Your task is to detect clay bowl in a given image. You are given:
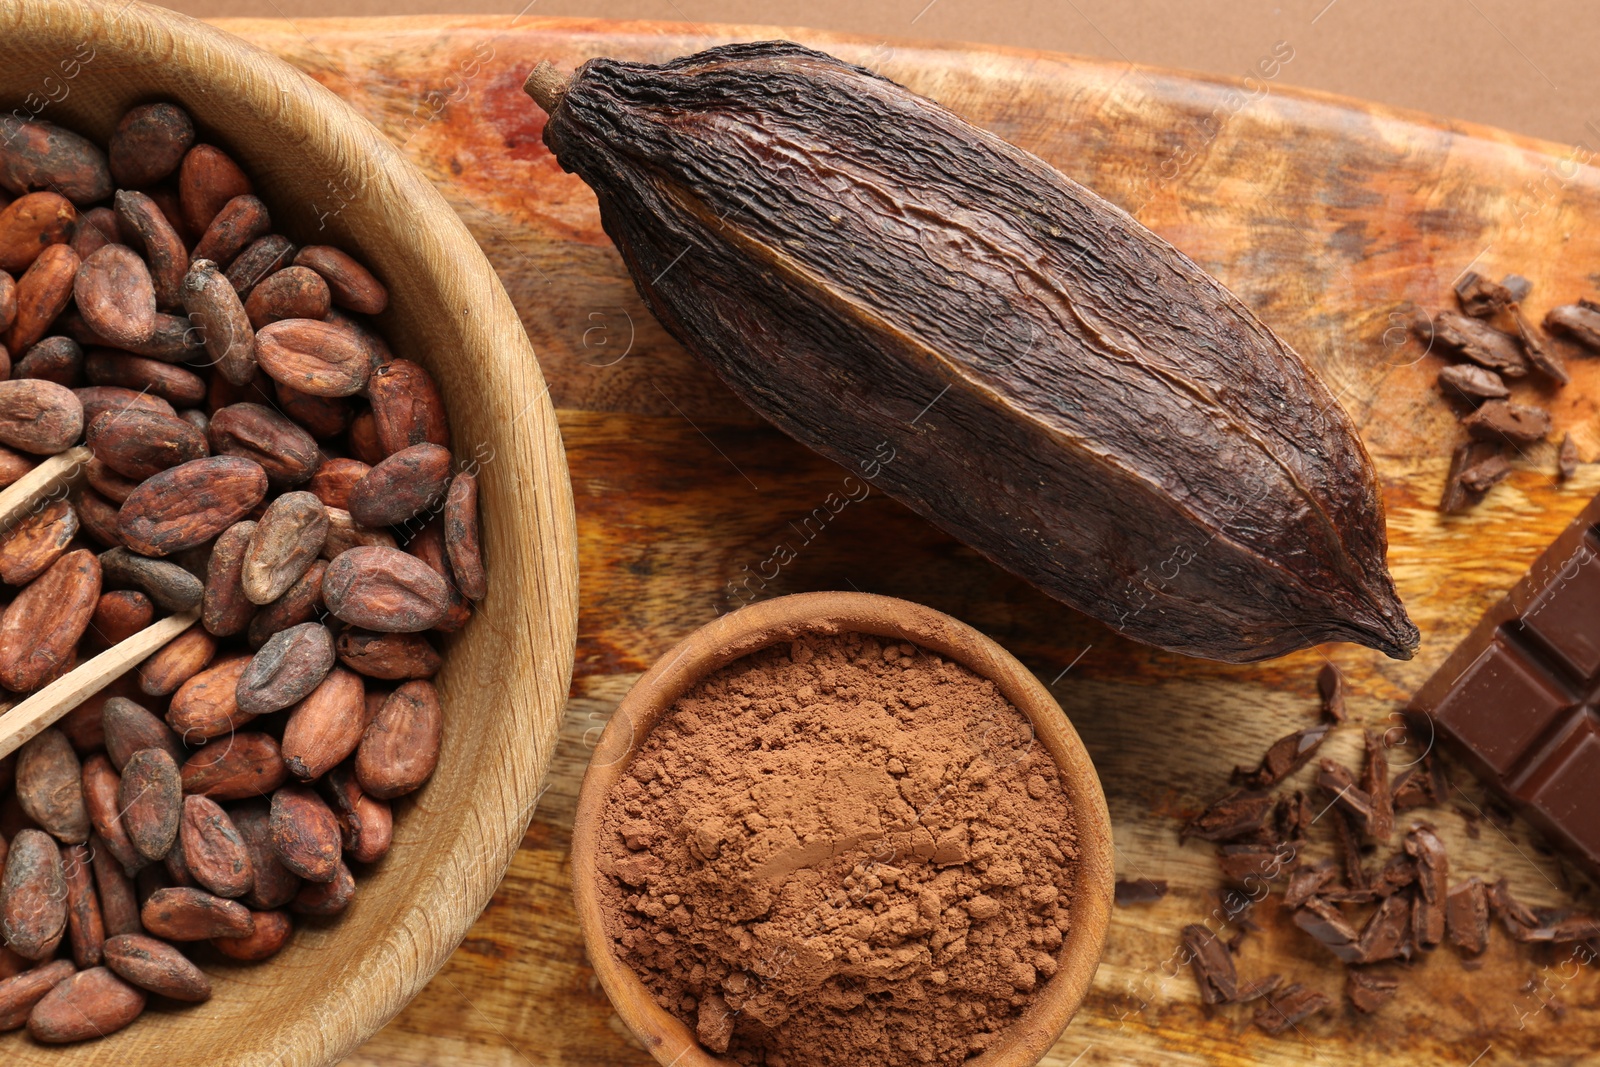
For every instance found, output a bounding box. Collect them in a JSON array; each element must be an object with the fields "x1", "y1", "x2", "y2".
[
  {"x1": 0, "y1": 1, "x2": 578, "y2": 1063},
  {"x1": 573, "y1": 591, "x2": 1113, "y2": 1067}
]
